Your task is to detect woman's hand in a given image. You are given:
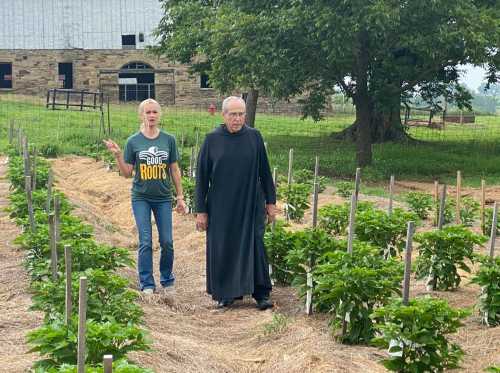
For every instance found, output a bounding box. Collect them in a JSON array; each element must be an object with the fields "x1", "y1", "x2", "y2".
[
  {"x1": 175, "y1": 198, "x2": 188, "y2": 214},
  {"x1": 103, "y1": 139, "x2": 121, "y2": 155}
]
